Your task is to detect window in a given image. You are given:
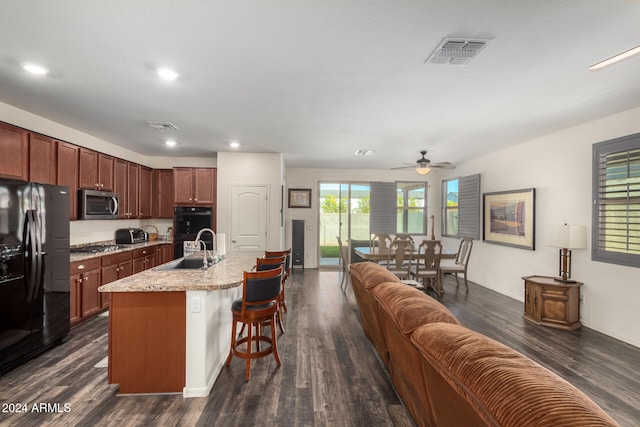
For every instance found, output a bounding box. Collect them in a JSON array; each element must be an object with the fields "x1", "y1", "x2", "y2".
[
  {"x1": 592, "y1": 133, "x2": 640, "y2": 267},
  {"x1": 442, "y1": 174, "x2": 481, "y2": 239},
  {"x1": 370, "y1": 181, "x2": 427, "y2": 235},
  {"x1": 397, "y1": 182, "x2": 427, "y2": 234}
]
